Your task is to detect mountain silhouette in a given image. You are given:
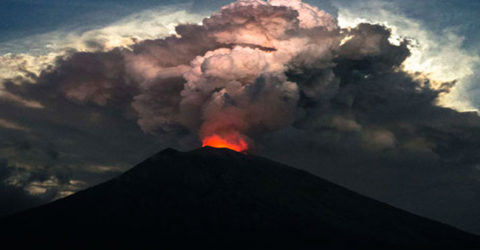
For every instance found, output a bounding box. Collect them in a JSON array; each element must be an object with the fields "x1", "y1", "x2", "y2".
[{"x1": 0, "y1": 147, "x2": 478, "y2": 249}]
